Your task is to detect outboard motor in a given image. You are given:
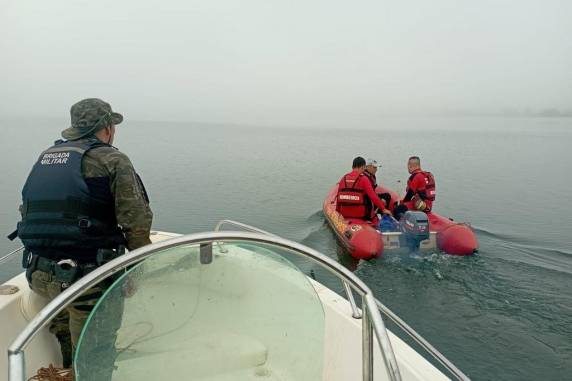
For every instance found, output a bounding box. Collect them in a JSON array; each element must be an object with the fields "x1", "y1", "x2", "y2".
[{"x1": 400, "y1": 211, "x2": 430, "y2": 251}]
